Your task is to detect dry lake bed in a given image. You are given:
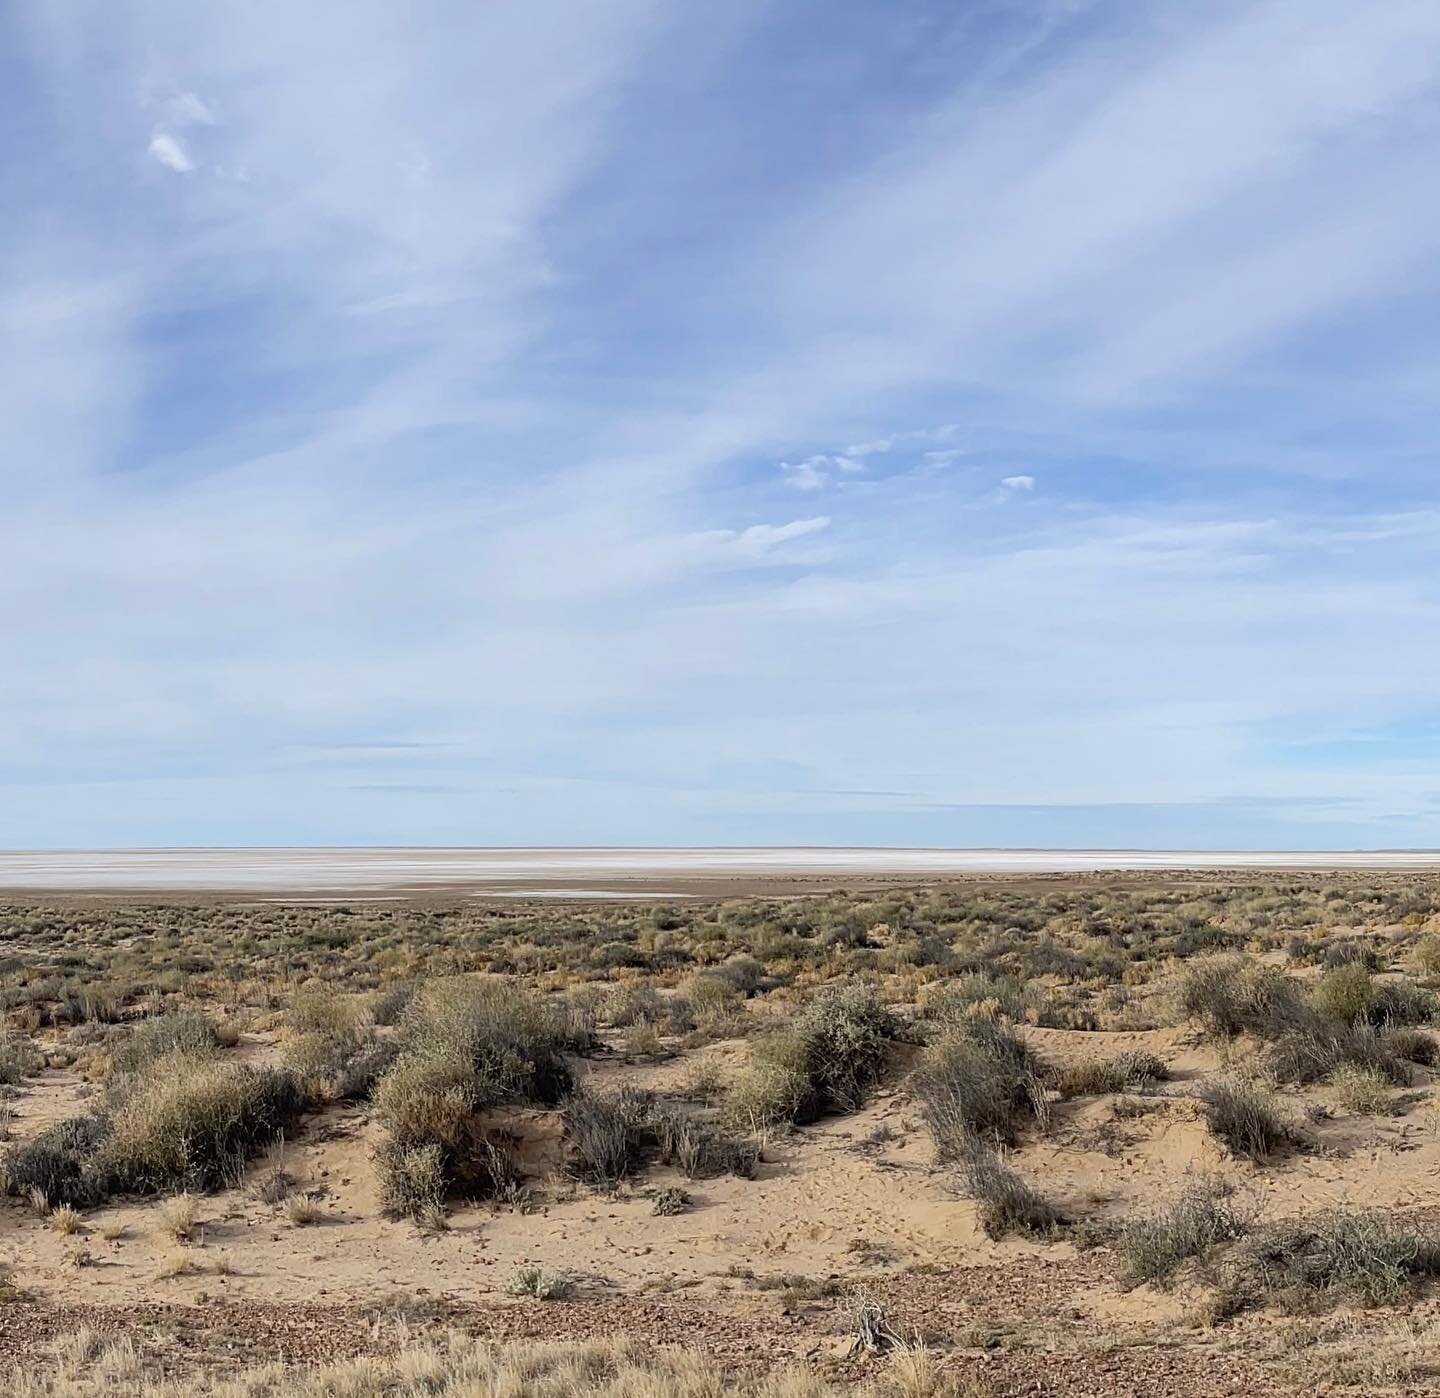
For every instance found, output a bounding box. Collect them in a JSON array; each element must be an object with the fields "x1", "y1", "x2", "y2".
[{"x1": 1, "y1": 845, "x2": 1440, "y2": 897}]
